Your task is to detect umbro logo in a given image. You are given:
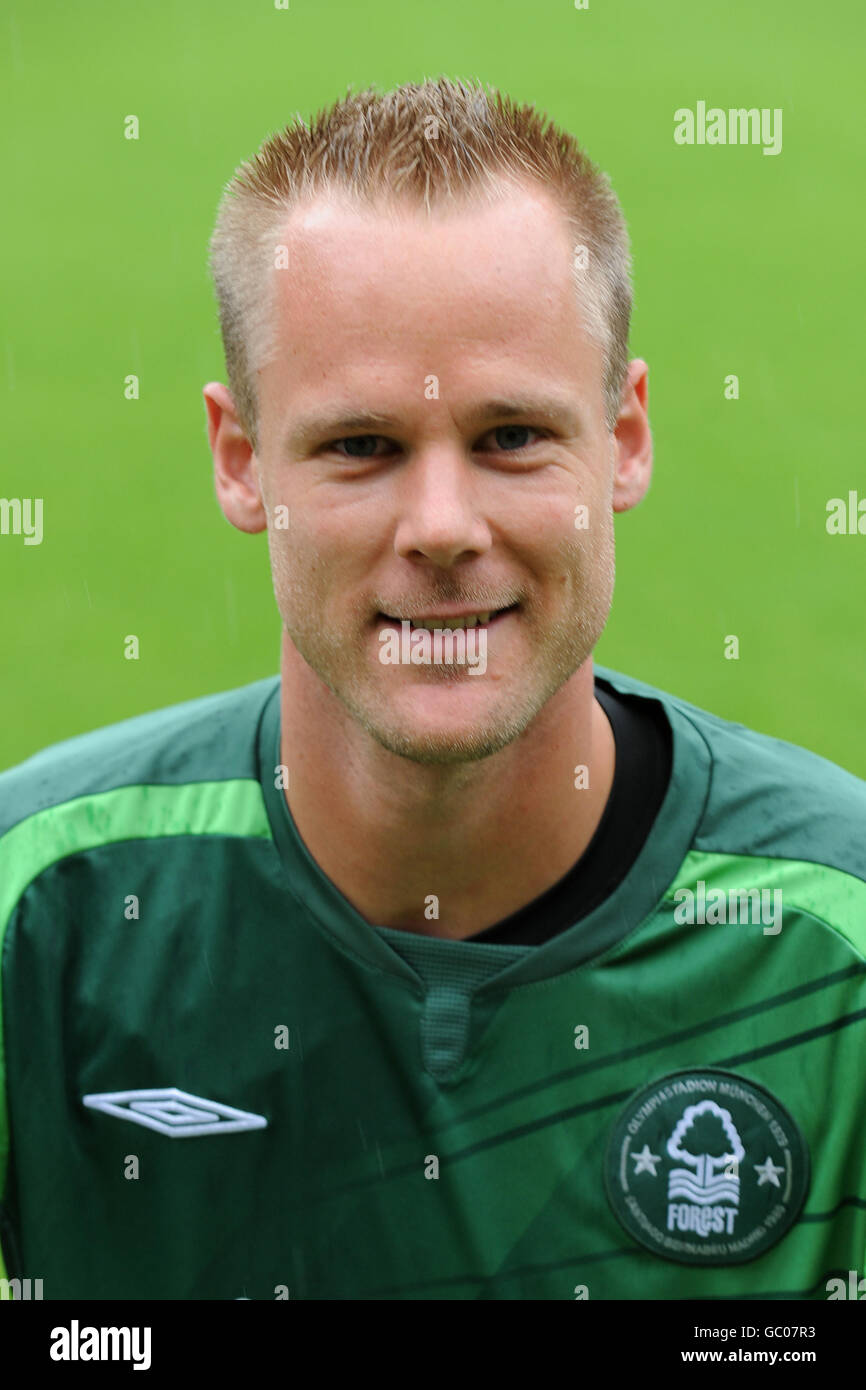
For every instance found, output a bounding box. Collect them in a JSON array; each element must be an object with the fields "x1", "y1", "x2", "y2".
[{"x1": 82, "y1": 1087, "x2": 268, "y2": 1137}]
